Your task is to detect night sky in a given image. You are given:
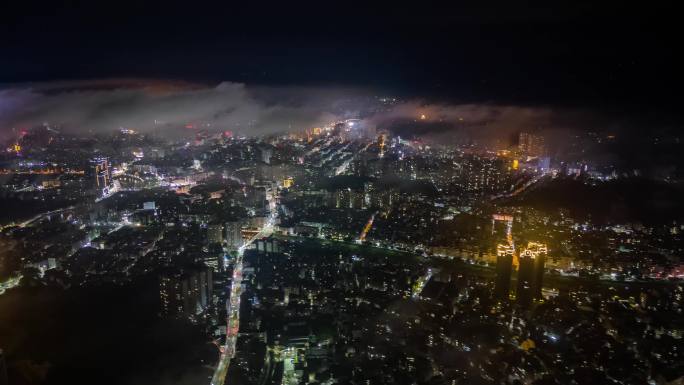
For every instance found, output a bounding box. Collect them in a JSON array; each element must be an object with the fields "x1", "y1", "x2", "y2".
[{"x1": 2, "y1": 1, "x2": 681, "y2": 112}]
